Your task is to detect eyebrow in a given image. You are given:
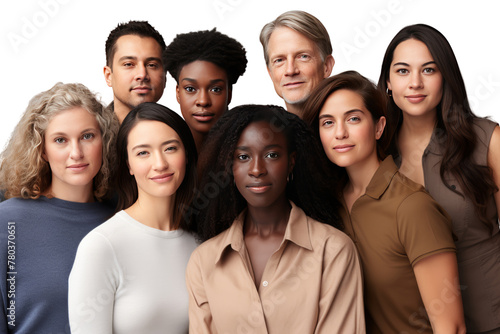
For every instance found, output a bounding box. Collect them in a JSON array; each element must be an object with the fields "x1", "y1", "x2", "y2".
[
  {"x1": 319, "y1": 109, "x2": 365, "y2": 119},
  {"x1": 392, "y1": 61, "x2": 436, "y2": 67},
  {"x1": 117, "y1": 56, "x2": 162, "y2": 63},
  {"x1": 131, "y1": 139, "x2": 180, "y2": 151},
  {"x1": 48, "y1": 128, "x2": 99, "y2": 137},
  {"x1": 235, "y1": 144, "x2": 282, "y2": 151},
  {"x1": 181, "y1": 78, "x2": 226, "y2": 84}
]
